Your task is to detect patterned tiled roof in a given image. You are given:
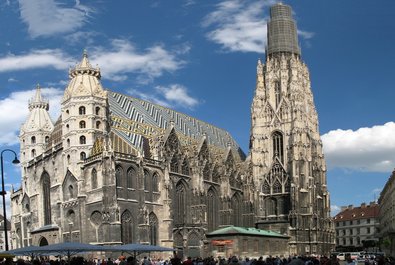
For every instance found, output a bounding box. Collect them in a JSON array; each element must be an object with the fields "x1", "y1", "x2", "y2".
[
  {"x1": 334, "y1": 203, "x2": 379, "y2": 222},
  {"x1": 108, "y1": 91, "x2": 246, "y2": 160},
  {"x1": 206, "y1": 226, "x2": 288, "y2": 238}
]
